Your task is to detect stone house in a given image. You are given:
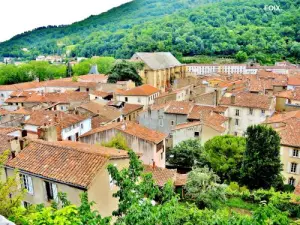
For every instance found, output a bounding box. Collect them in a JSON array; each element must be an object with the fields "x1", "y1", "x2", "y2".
[
  {"x1": 23, "y1": 110, "x2": 91, "y2": 141},
  {"x1": 219, "y1": 92, "x2": 275, "y2": 136},
  {"x1": 115, "y1": 84, "x2": 160, "y2": 109},
  {"x1": 4, "y1": 139, "x2": 129, "y2": 217},
  {"x1": 130, "y1": 52, "x2": 186, "y2": 92},
  {"x1": 264, "y1": 112, "x2": 300, "y2": 187},
  {"x1": 79, "y1": 121, "x2": 167, "y2": 168}
]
